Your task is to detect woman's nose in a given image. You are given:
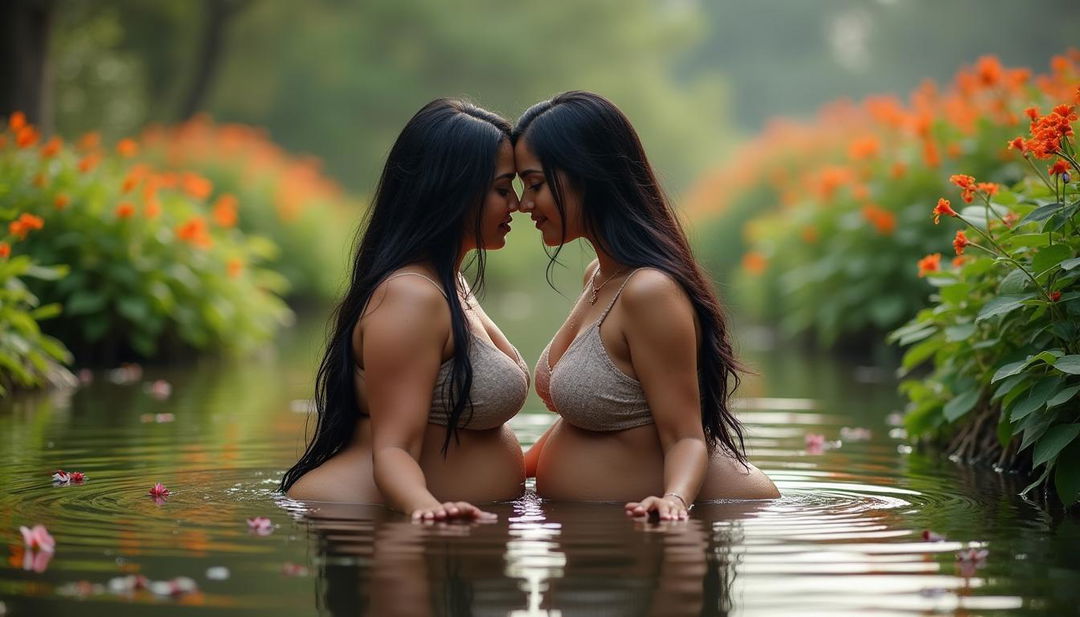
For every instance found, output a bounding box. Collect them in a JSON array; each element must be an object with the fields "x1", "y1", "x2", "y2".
[{"x1": 508, "y1": 190, "x2": 522, "y2": 212}]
